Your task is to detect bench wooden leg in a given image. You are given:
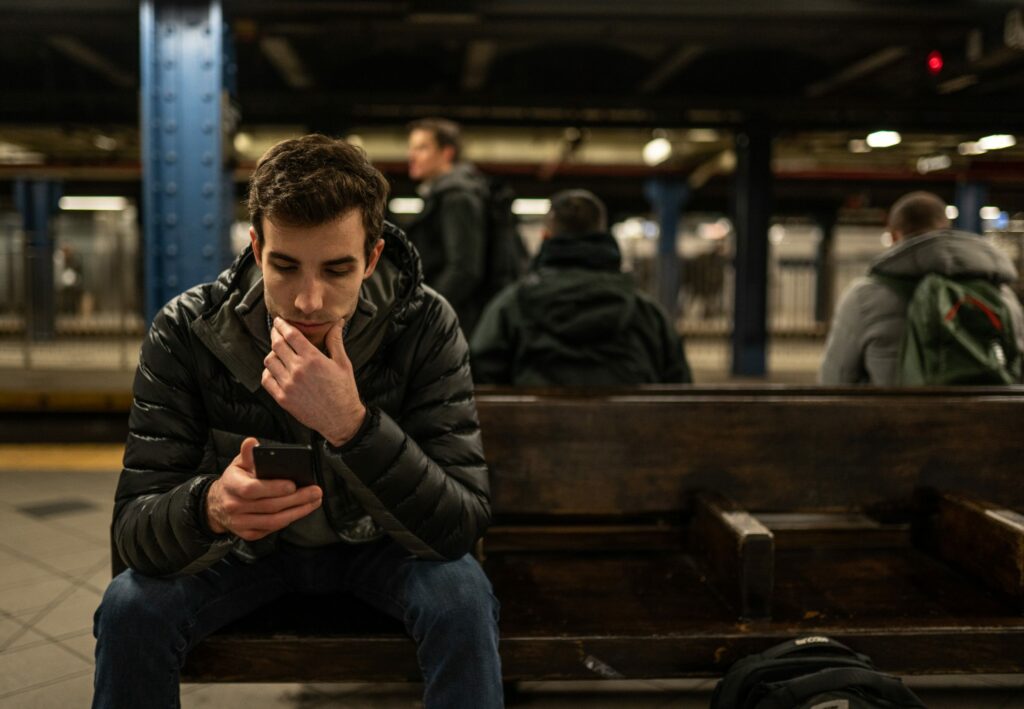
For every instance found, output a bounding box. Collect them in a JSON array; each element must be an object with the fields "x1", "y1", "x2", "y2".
[
  {"x1": 688, "y1": 491, "x2": 774, "y2": 619},
  {"x1": 913, "y1": 487, "x2": 1024, "y2": 614}
]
